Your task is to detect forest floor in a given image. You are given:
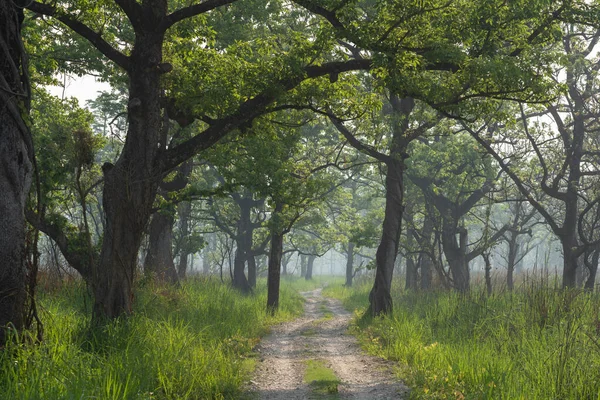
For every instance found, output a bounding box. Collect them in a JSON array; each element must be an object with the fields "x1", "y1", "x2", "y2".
[{"x1": 245, "y1": 287, "x2": 408, "y2": 399}]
